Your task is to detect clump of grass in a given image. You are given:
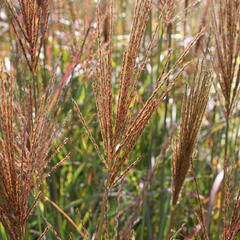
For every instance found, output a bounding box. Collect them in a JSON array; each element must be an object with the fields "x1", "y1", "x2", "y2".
[
  {"x1": 2, "y1": 0, "x2": 239, "y2": 238},
  {"x1": 73, "y1": 0, "x2": 203, "y2": 238},
  {"x1": 0, "y1": 64, "x2": 67, "y2": 240},
  {"x1": 211, "y1": 0, "x2": 240, "y2": 233}
]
